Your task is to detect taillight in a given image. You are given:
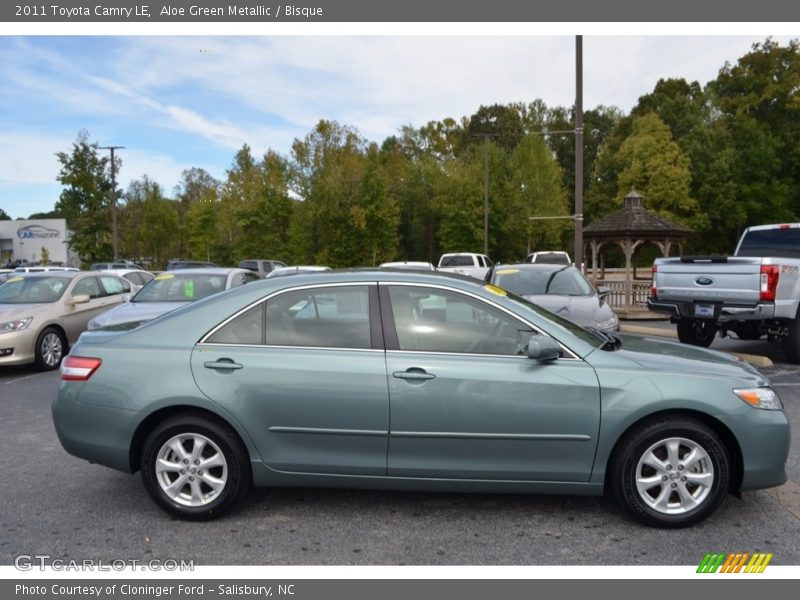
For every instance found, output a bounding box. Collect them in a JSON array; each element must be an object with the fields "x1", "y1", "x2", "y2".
[
  {"x1": 760, "y1": 265, "x2": 779, "y2": 301},
  {"x1": 61, "y1": 356, "x2": 102, "y2": 381},
  {"x1": 651, "y1": 264, "x2": 658, "y2": 298}
]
